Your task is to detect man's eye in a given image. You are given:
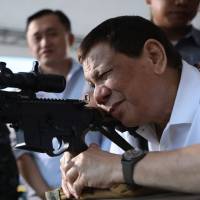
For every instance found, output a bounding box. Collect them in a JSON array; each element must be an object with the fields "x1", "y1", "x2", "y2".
[
  {"x1": 34, "y1": 35, "x2": 41, "y2": 42},
  {"x1": 47, "y1": 31, "x2": 58, "y2": 37},
  {"x1": 98, "y1": 69, "x2": 112, "y2": 79}
]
